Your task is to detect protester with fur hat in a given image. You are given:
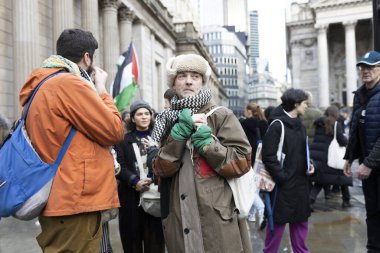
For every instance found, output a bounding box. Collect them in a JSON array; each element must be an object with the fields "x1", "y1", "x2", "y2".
[{"x1": 152, "y1": 54, "x2": 253, "y2": 253}]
